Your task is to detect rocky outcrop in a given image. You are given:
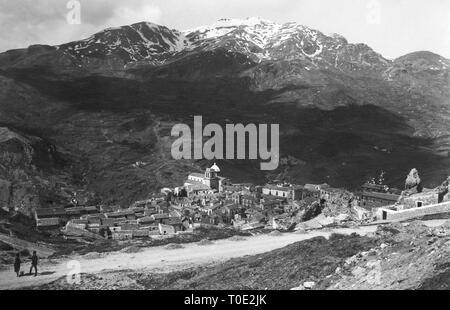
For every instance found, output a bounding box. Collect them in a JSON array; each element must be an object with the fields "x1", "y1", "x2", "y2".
[
  {"x1": 301, "y1": 201, "x2": 324, "y2": 222},
  {"x1": 0, "y1": 127, "x2": 71, "y2": 215},
  {"x1": 405, "y1": 168, "x2": 422, "y2": 193},
  {"x1": 328, "y1": 220, "x2": 450, "y2": 290},
  {"x1": 436, "y1": 177, "x2": 450, "y2": 202}
]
